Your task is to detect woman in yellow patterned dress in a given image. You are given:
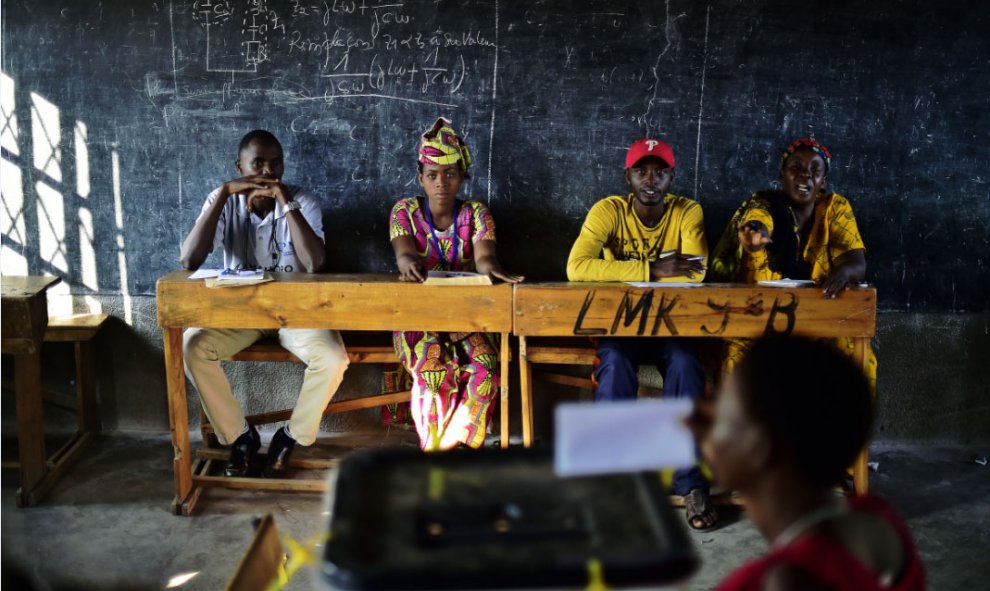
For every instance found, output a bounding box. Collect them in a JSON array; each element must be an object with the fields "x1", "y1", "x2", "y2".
[{"x1": 710, "y1": 138, "x2": 877, "y2": 390}]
